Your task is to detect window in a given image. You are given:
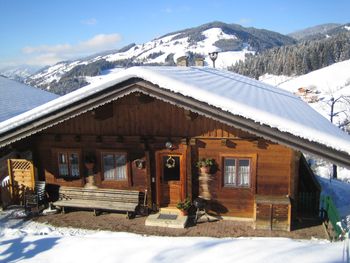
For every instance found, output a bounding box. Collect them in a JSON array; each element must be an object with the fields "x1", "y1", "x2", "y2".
[
  {"x1": 58, "y1": 152, "x2": 80, "y2": 177},
  {"x1": 223, "y1": 157, "x2": 251, "y2": 187},
  {"x1": 102, "y1": 153, "x2": 127, "y2": 181}
]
